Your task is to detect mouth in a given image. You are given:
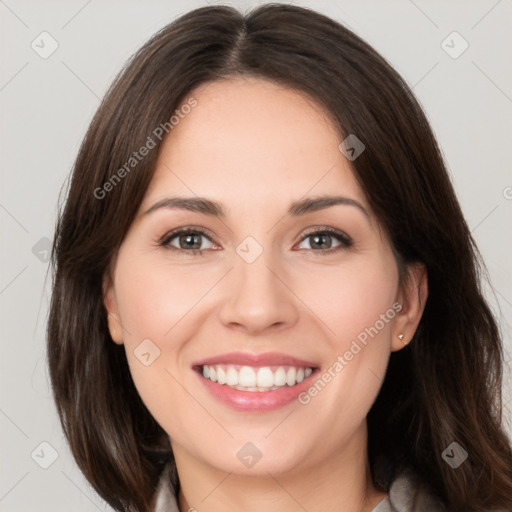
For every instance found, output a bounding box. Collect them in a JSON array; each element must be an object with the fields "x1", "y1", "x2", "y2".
[
  {"x1": 192, "y1": 352, "x2": 319, "y2": 412},
  {"x1": 195, "y1": 364, "x2": 314, "y2": 392}
]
